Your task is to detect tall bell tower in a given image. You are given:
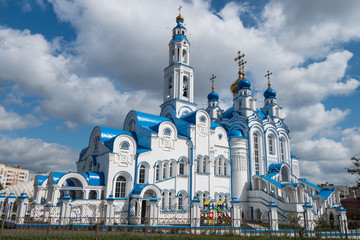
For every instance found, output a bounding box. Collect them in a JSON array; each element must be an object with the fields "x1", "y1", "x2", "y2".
[{"x1": 160, "y1": 7, "x2": 196, "y2": 119}]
